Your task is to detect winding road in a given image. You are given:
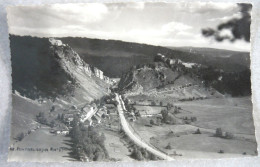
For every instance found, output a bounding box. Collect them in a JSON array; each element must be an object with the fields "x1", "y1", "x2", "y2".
[{"x1": 115, "y1": 93, "x2": 174, "y2": 160}]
